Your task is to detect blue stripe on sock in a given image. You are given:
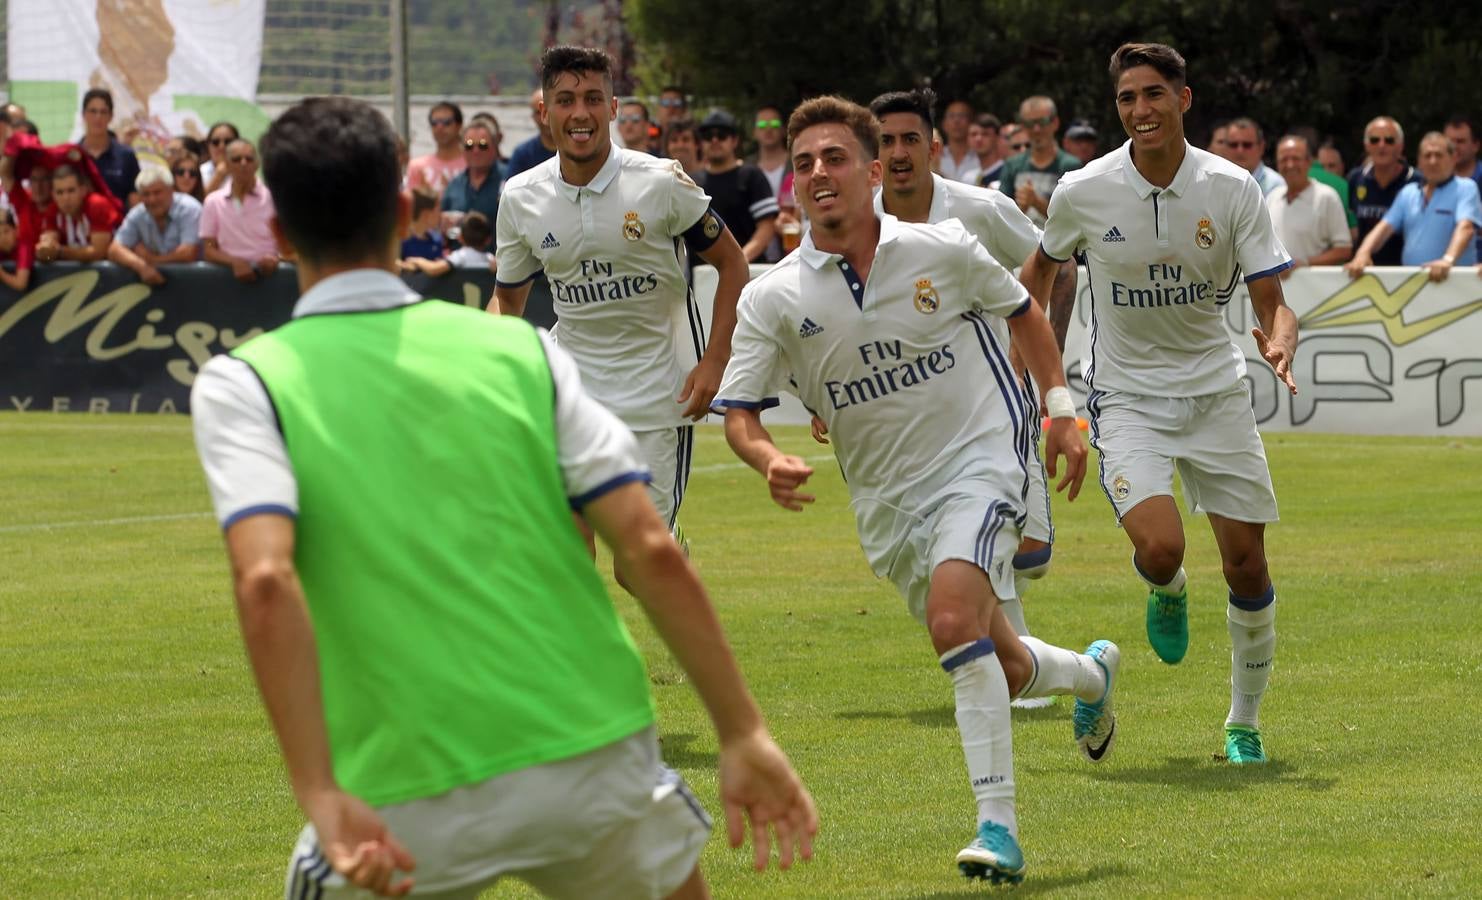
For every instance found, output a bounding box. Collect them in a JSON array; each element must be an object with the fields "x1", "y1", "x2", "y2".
[
  {"x1": 941, "y1": 637, "x2": 997, "y2": 673},
  {"x1": 1229, "y1": 585, "x2": 1275, "y2": 611}
]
